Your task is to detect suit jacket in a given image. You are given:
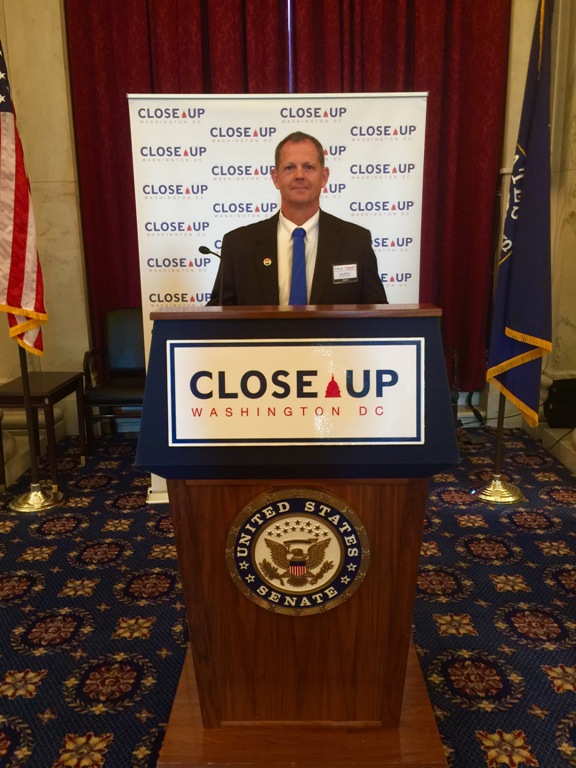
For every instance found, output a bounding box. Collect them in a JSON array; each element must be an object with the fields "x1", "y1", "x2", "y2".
[{"x1": 206, "y1": 210, "x2": 387, "y2": 306}]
